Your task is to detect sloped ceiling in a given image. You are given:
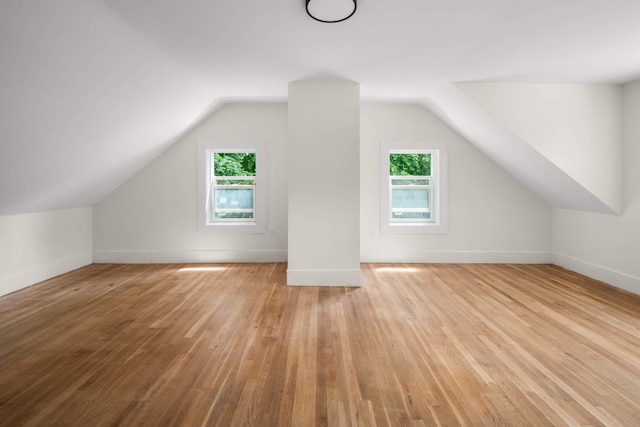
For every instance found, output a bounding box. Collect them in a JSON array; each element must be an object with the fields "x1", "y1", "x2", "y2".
[
  {"x1": 2, "y1": 0, "x2": 640, "y2": 215},
  {"x1": 453, "y1": 83, "x2": 623, "y2": 213},
  {"x1": 421, "y1": 82, "x2": 622, "y2": 214}
]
